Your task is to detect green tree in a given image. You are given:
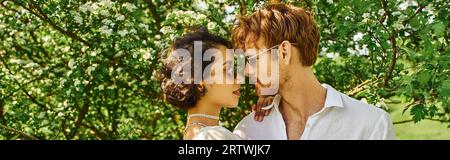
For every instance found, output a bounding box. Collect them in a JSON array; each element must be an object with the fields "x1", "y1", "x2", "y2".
[{"x1": 0, "y1": 0, "x2": 448, "y2": 140}]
